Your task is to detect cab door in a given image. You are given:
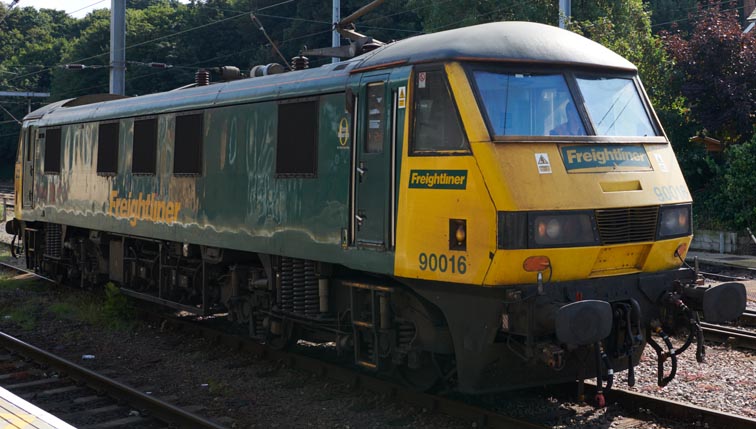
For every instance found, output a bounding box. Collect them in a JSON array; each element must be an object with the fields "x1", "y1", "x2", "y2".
[
  {"x1": 21, "y1": 126, "x2": 34, "y2": 208},
  {"x1": 353, "y1": 75, "x2": 391, "y2": 248}
]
